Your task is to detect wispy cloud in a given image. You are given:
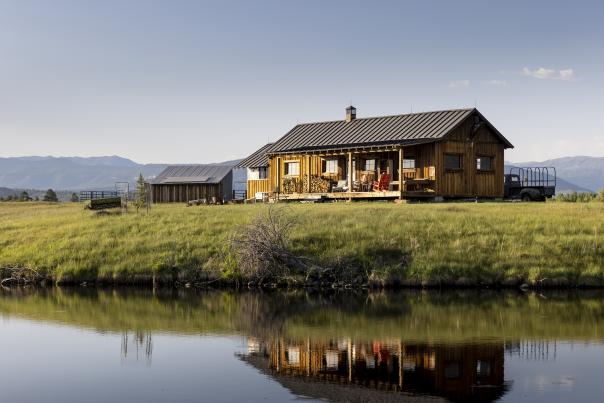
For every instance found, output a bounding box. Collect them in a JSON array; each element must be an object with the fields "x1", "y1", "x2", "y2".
[
  {"x1": 522, "y1": 67, "x2": 575, "y2": 80},
  {"x1": 448, "y1": 80, "x2": 470, "y2": 88},
  {"x1": 486, "y1": 79, "x2": 508, "y2": 86}
]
